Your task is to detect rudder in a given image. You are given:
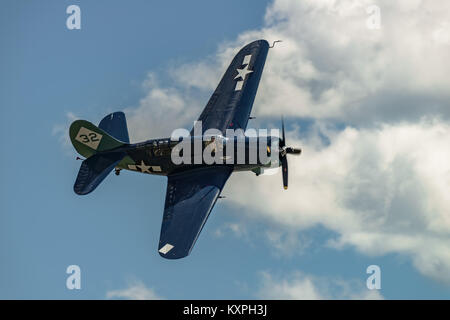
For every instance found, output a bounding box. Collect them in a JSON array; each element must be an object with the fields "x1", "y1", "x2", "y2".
[{"x1": 98, "y1": 111, "x2": 130, "y2": 144}]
